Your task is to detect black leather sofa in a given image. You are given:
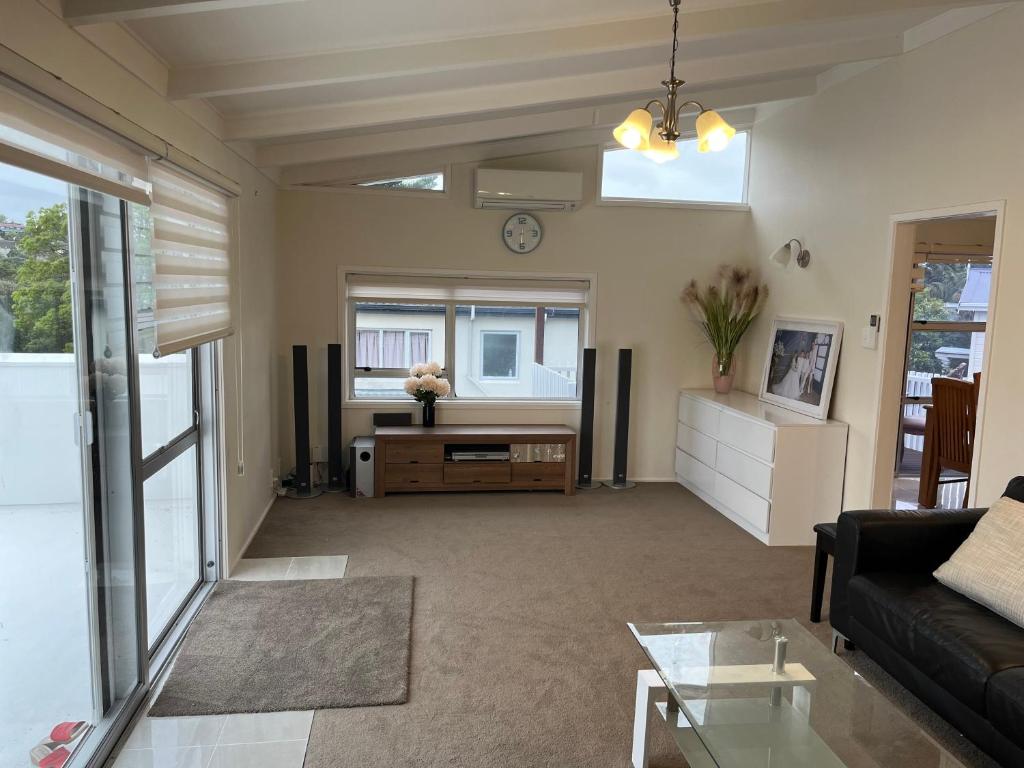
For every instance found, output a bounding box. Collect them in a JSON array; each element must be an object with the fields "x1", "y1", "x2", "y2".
[{"x1": 831, "y1": 477, "x2": 1024, "y2": 767}]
